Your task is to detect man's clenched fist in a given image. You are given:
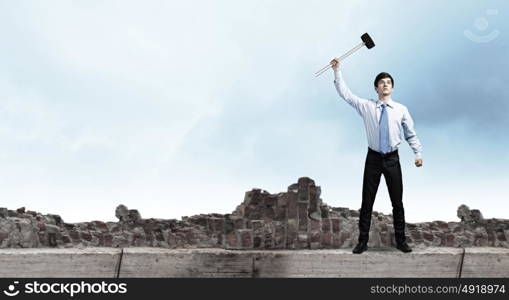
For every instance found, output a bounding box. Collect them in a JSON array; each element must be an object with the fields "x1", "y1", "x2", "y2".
[{"x1": 330, "y1": 58, "x2": 340, "y2": 72}]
